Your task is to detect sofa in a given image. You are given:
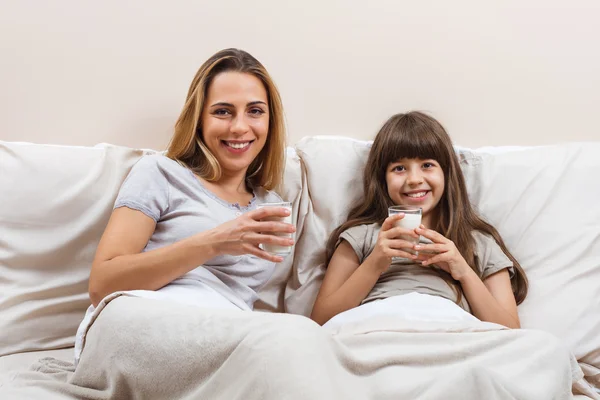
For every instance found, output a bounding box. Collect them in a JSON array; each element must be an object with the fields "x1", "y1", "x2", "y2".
[{"x1": 0, "y1": 137, "x2": 599, "y2": 399}]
